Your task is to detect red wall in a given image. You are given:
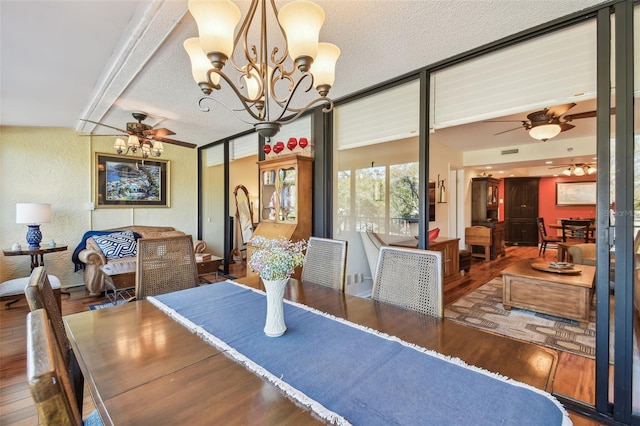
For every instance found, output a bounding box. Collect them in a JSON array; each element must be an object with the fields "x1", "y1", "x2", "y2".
[
  {"x1": 496, "y1": 176, "x2": 596, "y2": 223},
  {"x1": 538, "y1": 176, "x2": 597, "y2": 224}
]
